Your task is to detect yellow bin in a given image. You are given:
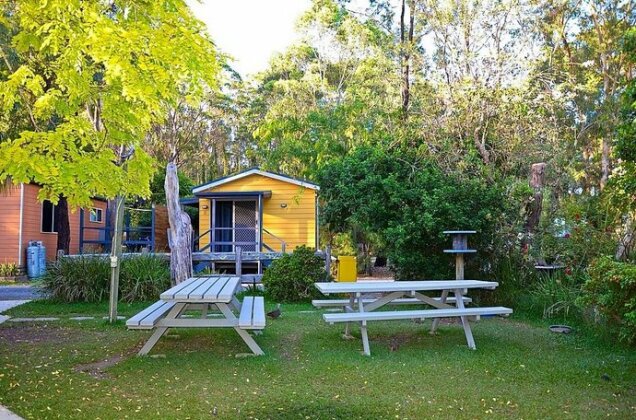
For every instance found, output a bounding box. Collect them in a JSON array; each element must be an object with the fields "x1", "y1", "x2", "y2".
[{"x1": 336, "y1": 256, "x2": 357, "y2": 282}]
